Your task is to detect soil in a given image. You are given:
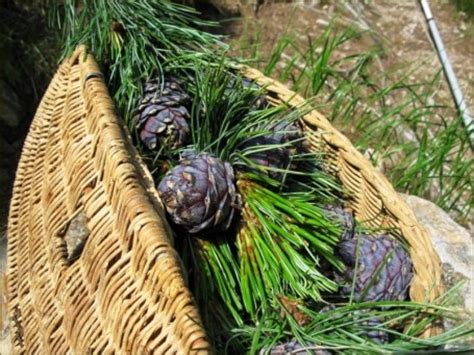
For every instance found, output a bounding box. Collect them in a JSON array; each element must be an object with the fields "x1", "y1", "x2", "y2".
[{"x1": 222, "y1": 1, "x2": 473, "y2": 111}]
